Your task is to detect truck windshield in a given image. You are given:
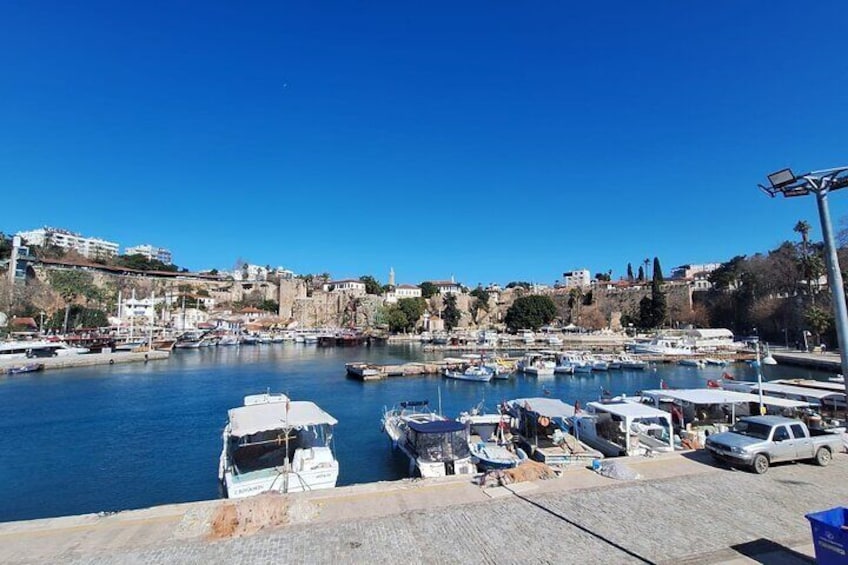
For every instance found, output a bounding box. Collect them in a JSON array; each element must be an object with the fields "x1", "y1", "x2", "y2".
[{"x1": 731, "y1": 421, "x2": 771, "y2": 439}]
